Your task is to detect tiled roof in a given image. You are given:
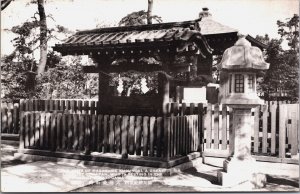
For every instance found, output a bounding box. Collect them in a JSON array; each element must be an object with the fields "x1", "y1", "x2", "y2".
[
  {"x1": 62, "y1": 27, "x2": 202, "y2": 46},
  {"x1": 53, "y1": 17, "x2": 265, "y2": 56},
  {"x1": 53, "y1": 19, "x2": 213, "y2": 55},
  {"x1": 198, "y1": 17, "x2": 237, "y2": 35}
]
